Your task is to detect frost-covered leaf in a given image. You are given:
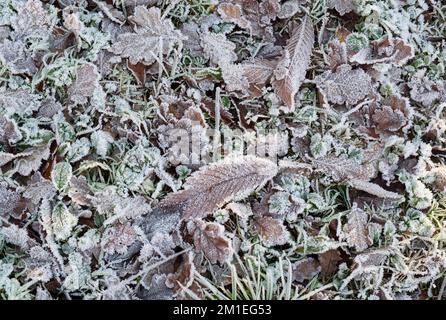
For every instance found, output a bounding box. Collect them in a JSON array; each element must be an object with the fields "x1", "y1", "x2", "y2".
[
  {"x1": 278, "y1": 0, "x2": 301, "y2": 19},
  {"x1": 68, "y1": 63, "x2": 100, "y2": 105},
  {"x1": 408, "y1": 70, "x2": 446, "y2": 107},
  {"x1": 0, "y1": 186, "x2": 21, "y2": 217},
  {"x1": 68, "y1": 176, "x2": 92, "y2": 206},
  {"x1": 325, "y1": 39, "x2": 348, "y2": 70},
  {"x1": 354, "y1": 249, "x2": 389, "y2": 268},
  {"x1": 11, "y1": 0, "x2": 49, "y2": 39},
  {"x1": 318, "y1": 249, "x2": 342, "y2": 277},
  {"x1": 0, "y1": 39, "x2": 38, "y2": 75},
  {"x1": 23, "y1": 172, "x2": 57, "y2": 204},
  {"x1": 313, "y1": 150, "x2": 379, "y2": 182},
  {"x1": 315, "y1": 64, "x2": 372, "y2": 105},
  {"x1": 0, "y1": 224, "x2": 31, "y2": 250},
  {"x1": 138, "y1": 274, "x2": 173, "y2": 300},
  {"x1": 101, "y1": 222, "x2": 138, "y2": 255},
  {"x1": 166, "y1": 251, "x2": 195, "y2": 293},
  {"x1": 94, "y1": 0, "x2": 125, "y2": 24},
  {"x1": 372, "y1": 105, "x2": 406, "y2": 132},
  {"x1": 310, "y1": 133, "x2": 332, "y2": 159},
  {"x1": 0, "y1": 115, "x2": 22, "y2": 145},
  {"x1": 217, "y1": 3, "x2": 250, "y2": 30},
  {"x1": 37, "y1": 97, "x2": 63, "y2": 119},
  {"x1": 91, "y1": 130, "x2": 114, "y2": 157},
  {"x1": 92, "y1": 188, "x2": 151, "y2": 220},
  {"x1": 51, "y1": 202, "x2": 78, "y2": 241},
  {"x1": 188, "y1": 219, "x2": 232, "y2": 264},
  {"x1": 342, "y1": 206, "x2": 370, "y2": 252},
  {"x1": 350, "y1": 179, "x2": 403, "y2": 200},
  {"x1": 252, "y1": 216, "x2": 290, "y2": 247},
  {"x1": 51, "y1": 162, "x2": 72, "y2": 192},
  {"x1": 272, "y1": 15, "x2": 314, "y2": 109},
  {"x1": 292, "y1": 257, "x2": 321, "y2": 283},
  {"x1": 350, "y1": 36, "x2": 414, "y2": 67},
  {"x1": 225, "y1": 59, "x2": 278, "y2": 95},
  {"x1": 15, "y1": 145, "x2": 51, "y2": 176},
  {"x1": 66, "y1": 137, "x2": 91, "y2": 163},
  {"x1": 201, "y1": 32, "x2": 237, "y2": 66},
  {"x1": 0, "y1": 89, "x2": 41, "y2": 116},
  {"x1": 109, "y1": 6, "x2": 184, "y2": 65},
  {"x1": 158, "y1": 156, "x2": 278, "y2": 219},
  {"x1": 327, "y1": 0, "x2": 356, "y2": 16}
]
